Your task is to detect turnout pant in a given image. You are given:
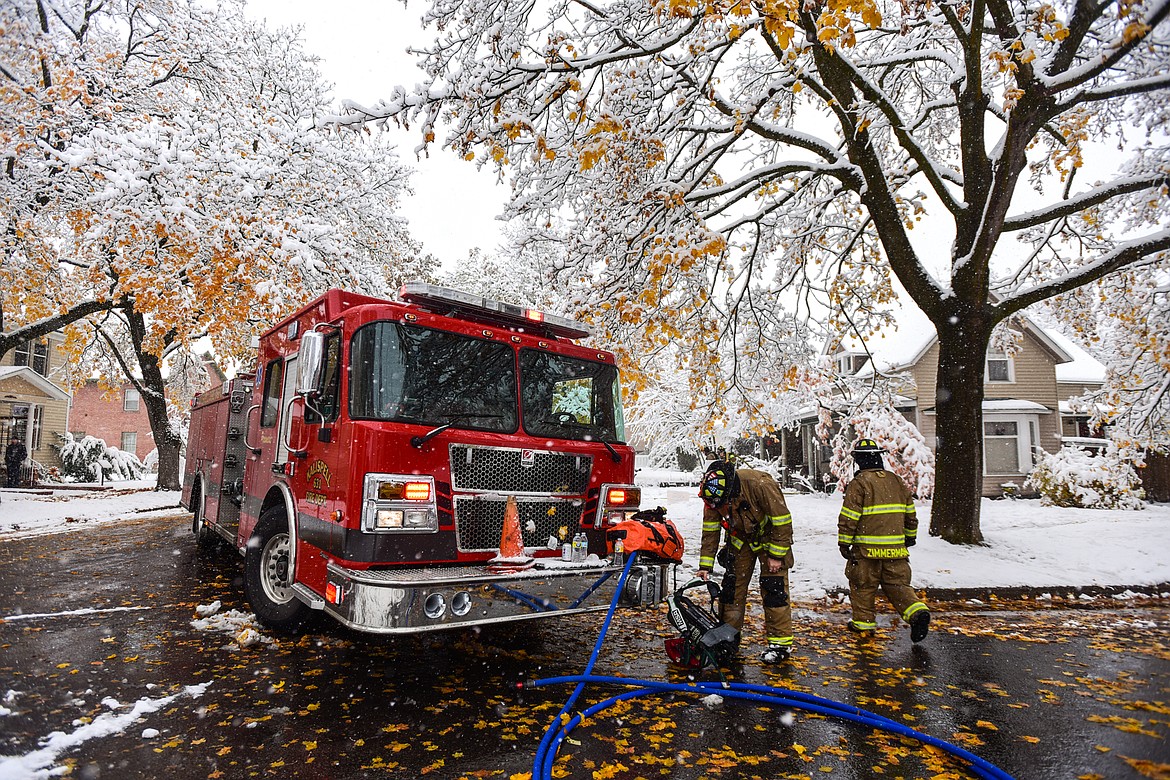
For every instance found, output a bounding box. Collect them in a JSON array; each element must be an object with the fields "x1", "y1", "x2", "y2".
[
  {"x1": 718, "y1": 546, "x2": 792, "y2": 648},
  {"x1": 845, "y1": 558, "x2": 927, "y2": 628}
]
